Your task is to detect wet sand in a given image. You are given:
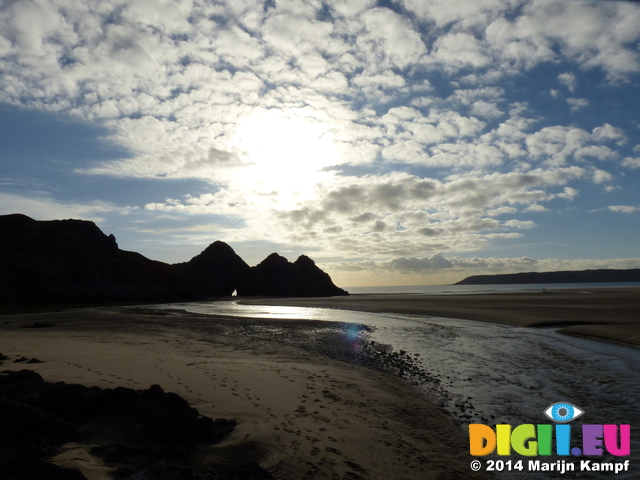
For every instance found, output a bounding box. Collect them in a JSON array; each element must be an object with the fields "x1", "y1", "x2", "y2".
[
  {"x1": 0, "y1": 308, "x2": 489, "y2": 480},
  {"x1": 239, "y1": 286, "x2": 640, "y2": 347}
]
